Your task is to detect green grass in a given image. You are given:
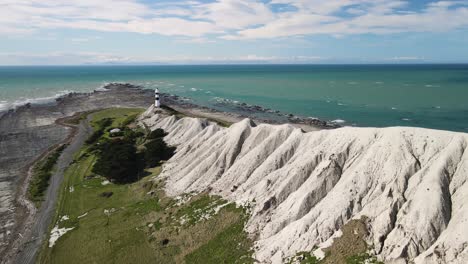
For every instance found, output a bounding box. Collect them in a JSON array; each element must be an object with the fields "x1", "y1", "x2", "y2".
[
  {"x1": 63, "y1": 111, "x2": 94, "y2": 125},
  {"x1": 86, "y1": 108, "x2": 144, "y2": 144},
  {"x1": 39, "y1": 108, "x2": 253, "y2": 264},
  {"x1": 28, "y1": 144, "x2": 67, "y2": 206},
  {"x1": 90, "y1": 108, "x2": 144, "y2": 129},
  {"x1": 185, "y1": 204, "x2": 254, "y2": 264},
  {"x1": 284, "y1": 218, "x2": 383, "y2": 264}
]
